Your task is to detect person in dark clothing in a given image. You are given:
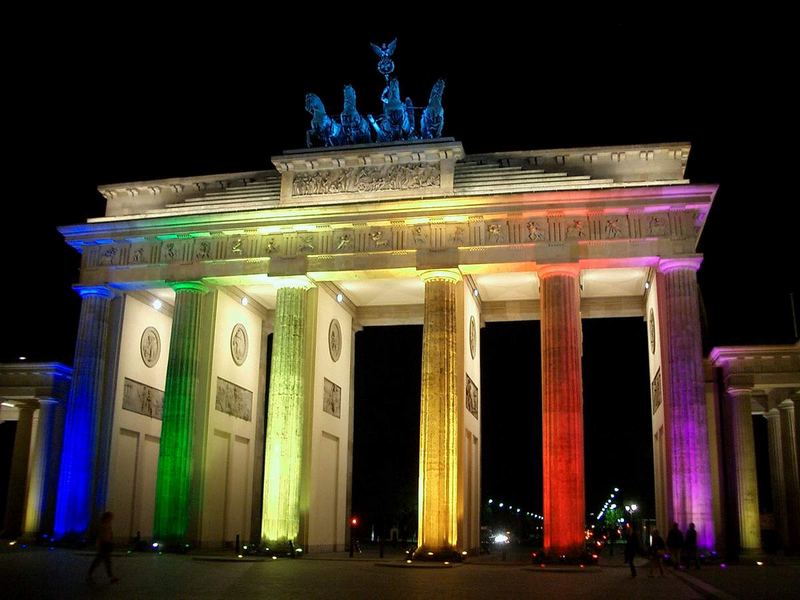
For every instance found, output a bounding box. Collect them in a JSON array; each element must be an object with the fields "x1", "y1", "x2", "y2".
[
  {"x1": 623, "y1": 523, "x2": 641, "y2": 577},
  {"x1": 666, "y1": 521, "x2": 684, "y2": 568},
  {"x1": 649, "y1": 529, "x2": 666, "y2": 577},
  {"x1": 86, "y1": 511, "x2": 119, "y2": 584},
  {"x1": 684, "y1": 523, "x2": 700, "y2": 569}
]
